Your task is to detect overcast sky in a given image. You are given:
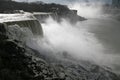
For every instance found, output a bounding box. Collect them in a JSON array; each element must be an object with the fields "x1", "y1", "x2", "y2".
[{"x1": 14, "y1": 0, "x2": 112, "y2": 4}]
